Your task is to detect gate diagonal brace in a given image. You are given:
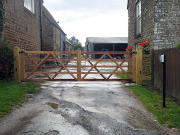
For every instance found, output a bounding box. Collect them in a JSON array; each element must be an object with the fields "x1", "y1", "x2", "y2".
[
  {"x1": 82, "y1": 54, "x2": 106, "y2": 80},
  {"x1": 25, "y1": 54, "x2": 52, "y2": 79},
  {"x1": 106, "y1": 54, "x2": 120, "y2": 79},
  {"x1": 26, "y1": 53, "x2": 51, "y2": 79},
  {"x1": 51, "y1": 53, "x2": 77, "y2": 80},
  {"x1": 82, "y1": 55, "x2": 107, "y2": 80},
  {"x1": 52, "y1": 55, "x2": 75, "y2": 79}
]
